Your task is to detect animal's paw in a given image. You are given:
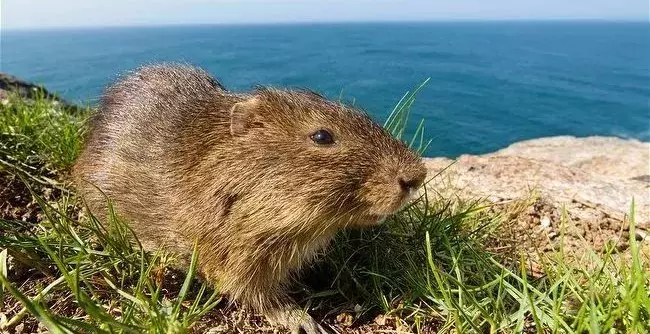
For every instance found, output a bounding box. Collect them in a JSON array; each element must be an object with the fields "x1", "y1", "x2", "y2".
[
  {"x1": 292, "y1": 315, "x2": 328, "y2": 334},
  {"x1": 268, "y1": 307, "x2": 329, "y2": 334}
]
